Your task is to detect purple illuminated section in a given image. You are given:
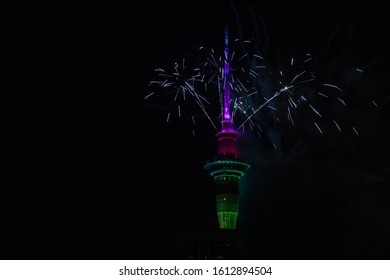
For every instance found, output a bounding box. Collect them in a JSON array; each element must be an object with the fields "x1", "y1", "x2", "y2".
[
  {"x1": 218, "y1": 28, "x2": 238, "y2": 157},
  {"x1": 216, "y1": 120, "x2": 237, "y2": 157},
  {"x1": 223, "y1": 27, "x2": 231, "y2": 121}
]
